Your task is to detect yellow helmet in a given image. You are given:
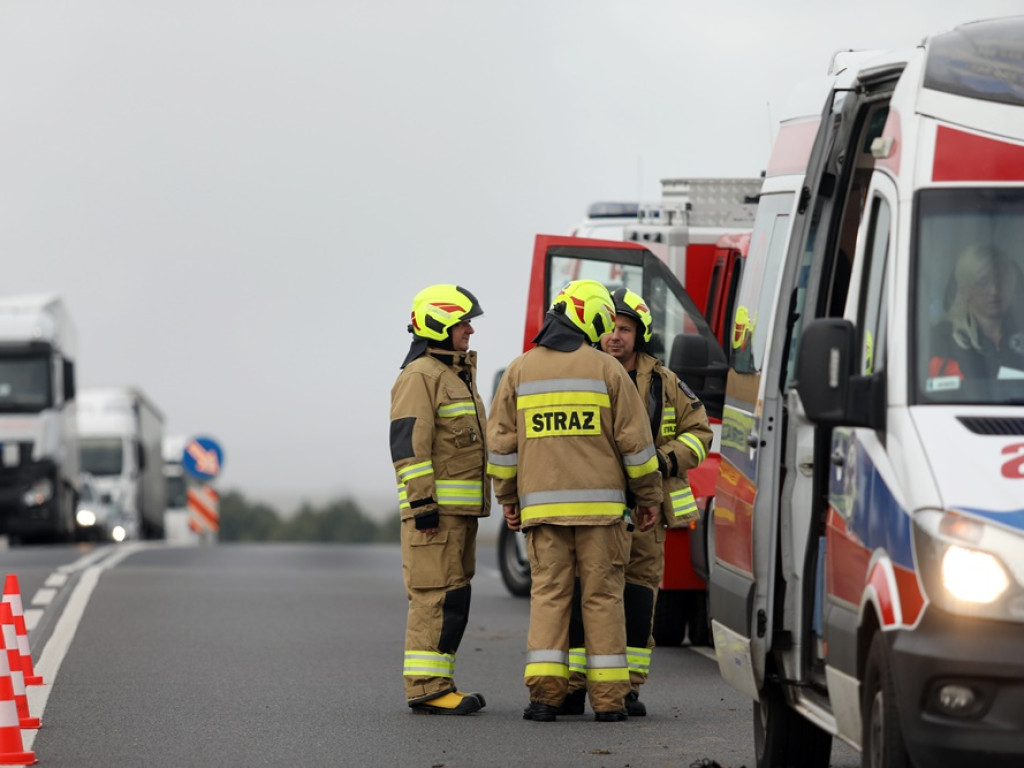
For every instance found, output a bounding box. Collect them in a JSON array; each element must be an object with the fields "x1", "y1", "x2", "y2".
[
  {"x1": 551, "y1": 279, "x2": 615, "y2": 343},
  {"x1": 408, "y1": 284, "x2": 483, "y2": 341},
  {"x1": 611, "y1": 287, "x2": 653, "y2": 343}
]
